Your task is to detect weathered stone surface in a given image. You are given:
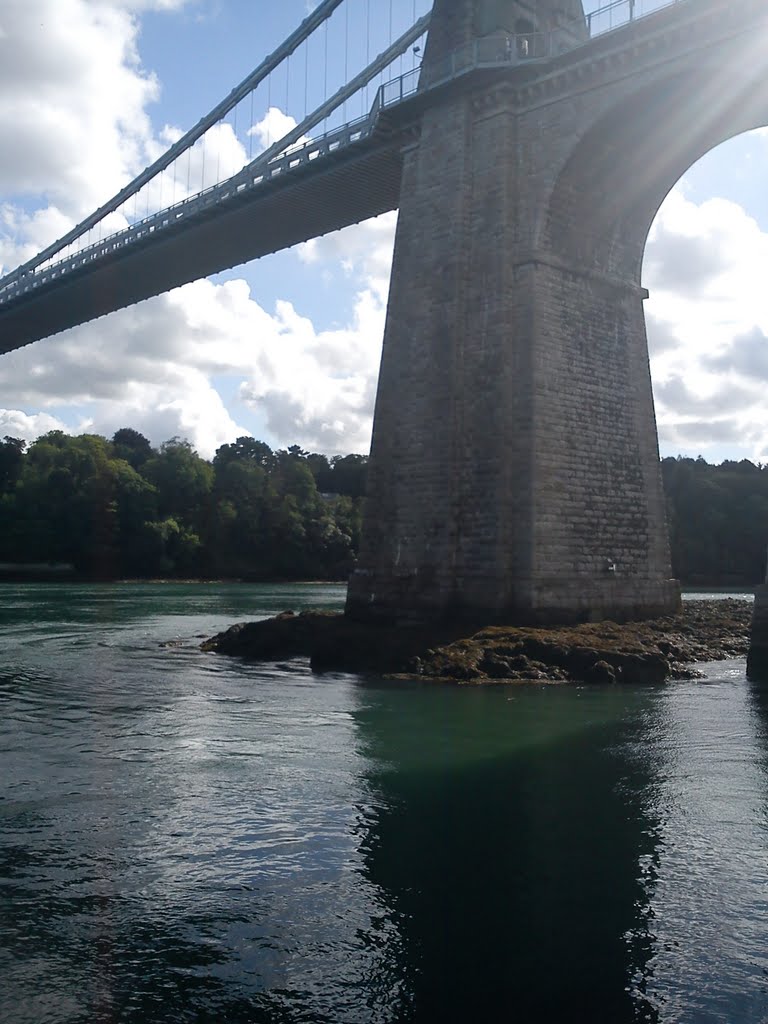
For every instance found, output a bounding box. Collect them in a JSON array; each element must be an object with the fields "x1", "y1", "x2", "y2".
[
  {"x1": 748, "y1": 584, "x2": 768, "y2": 682},
  {"x1": 346, "y1": 0, "x2": 768, "y2": 627},
  {"x1": 201, "y1": 610, "x2": 469, "y2": 674},
  {"x1": 202, "y1": 599, "x2": 752, "y2": 685},
  {"x1": 346, "y1": 0, "x2": 682, "y2": 626}
]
